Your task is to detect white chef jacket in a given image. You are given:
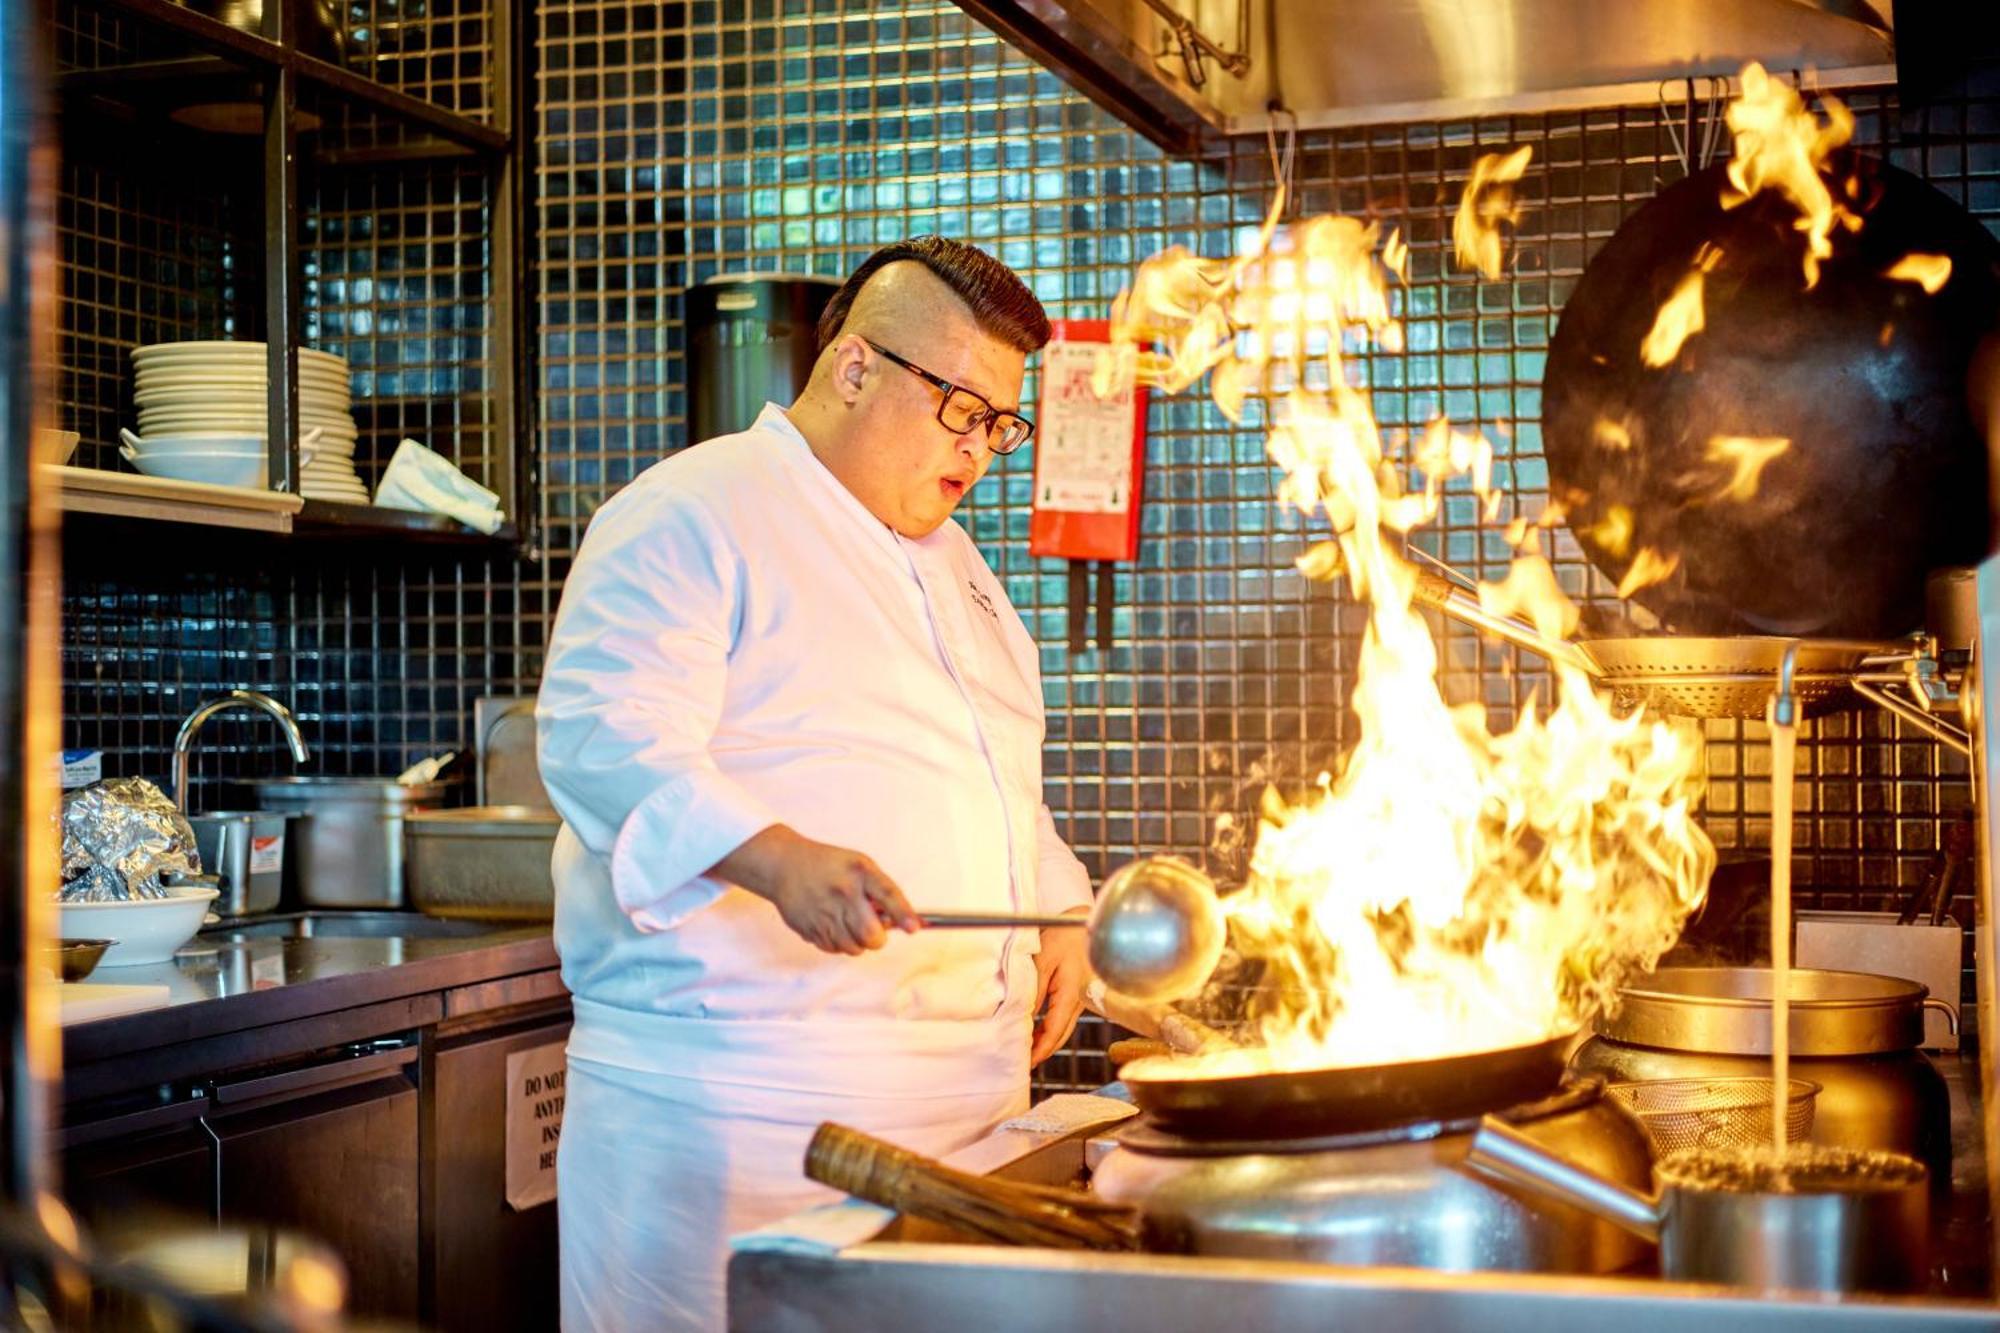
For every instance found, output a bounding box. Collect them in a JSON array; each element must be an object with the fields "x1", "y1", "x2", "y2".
[{"x1": 537, "y1": 401, "x2": 1094, "y2": 1093}]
